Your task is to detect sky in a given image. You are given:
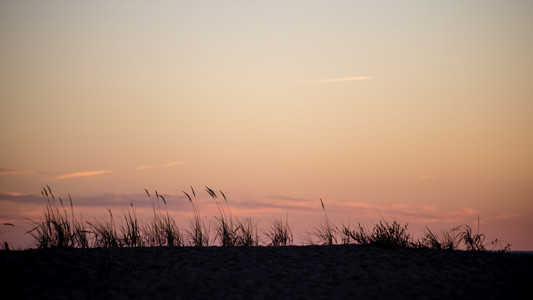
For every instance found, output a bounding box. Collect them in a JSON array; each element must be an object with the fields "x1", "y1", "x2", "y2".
[{"x1": 1, "y1": 0, "x2": 532, "y2": 249}]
